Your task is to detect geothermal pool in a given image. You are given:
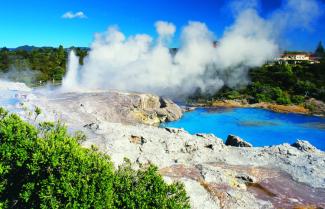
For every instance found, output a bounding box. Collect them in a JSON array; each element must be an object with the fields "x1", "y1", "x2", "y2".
[{"x1": 162, "y1": 107, "x2": 325, "y2": 150}]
